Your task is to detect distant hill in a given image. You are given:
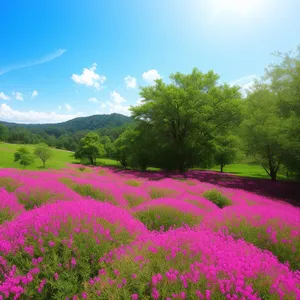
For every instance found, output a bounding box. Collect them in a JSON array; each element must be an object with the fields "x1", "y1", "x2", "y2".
[{"x1": 0, "y1": 113, "x2": 134, "y2": 132}]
